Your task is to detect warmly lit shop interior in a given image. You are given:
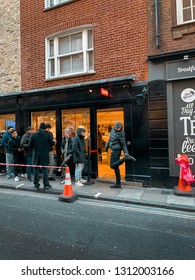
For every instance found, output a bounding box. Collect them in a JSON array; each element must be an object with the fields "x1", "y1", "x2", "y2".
[
  {"x1": 97, "y1": 108, "x2": 125, "y2": 179},
  {"x1": 0, "y1": 109, "x2": 125, "y2": 179},
  {"x1": 0, "y1": 114, "x2": 16, "y2": 131},
  {"x1": 31, "y1": 109, "x2": 125, "y2": 179},
  {"x1": 31, "y1": 111, "x2": 57, "y2": 153}
]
